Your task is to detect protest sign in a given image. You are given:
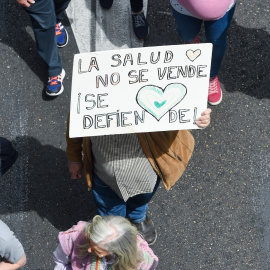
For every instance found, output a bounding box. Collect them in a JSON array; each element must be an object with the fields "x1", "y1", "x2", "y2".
[{"x1": 69, "y1": 43, "x2": 212, "y2": 138}]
